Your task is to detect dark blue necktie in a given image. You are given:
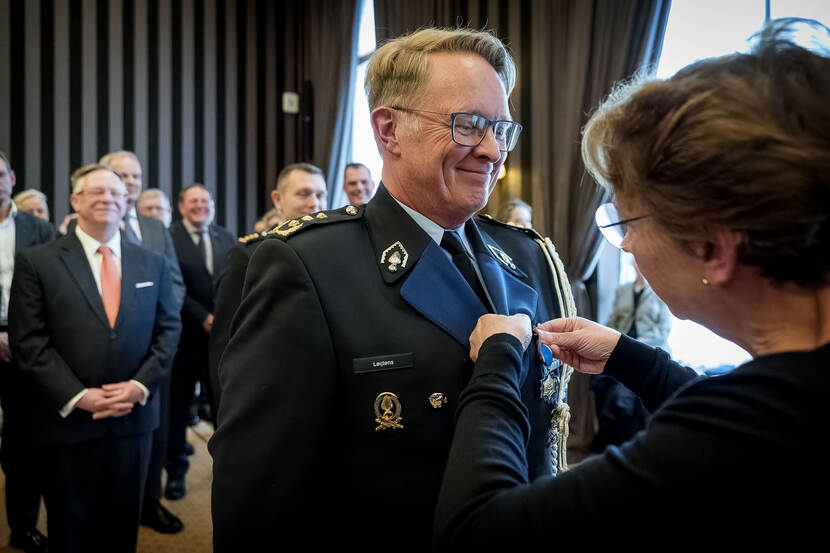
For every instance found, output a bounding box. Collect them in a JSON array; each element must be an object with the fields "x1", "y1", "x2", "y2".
[{"x1": 440, "y1": 230, "x2": 491, "y2": 311}]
